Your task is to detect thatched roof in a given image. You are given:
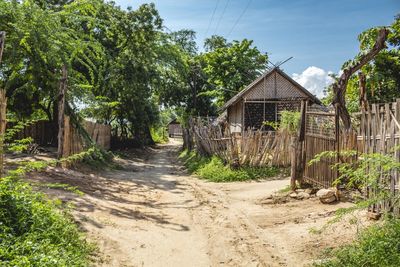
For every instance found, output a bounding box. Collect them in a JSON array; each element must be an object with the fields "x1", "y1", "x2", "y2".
[{"x1": 220, "y1": 67, "x2": 322, "y2": 111}]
